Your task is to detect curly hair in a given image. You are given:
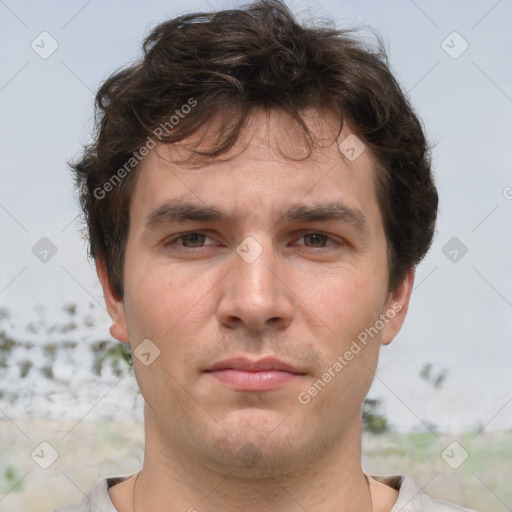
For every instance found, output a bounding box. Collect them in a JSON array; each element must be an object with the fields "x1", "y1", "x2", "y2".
[{"x1": 71, "y1": 0, "x2": 438, "y2": 299}]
